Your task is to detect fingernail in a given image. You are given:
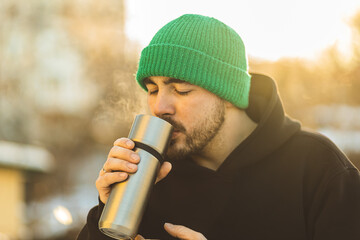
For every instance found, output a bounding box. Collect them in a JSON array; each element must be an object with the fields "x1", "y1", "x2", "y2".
[
  {"x1": 164, "y1": 223, "x2": 173, "y2": 229},
  {"x1": 131, "y1": 153, "x2": 140, "y2": 161},
  {"x1": 126, "y1": 140, "x2": 133, "y2": 147},
  {"x1": 127, "y1": 163, "x2": 136, "y2": 170},
  {"x1": 119, "y1": 172, "x2": 127, "y2": 178}
]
